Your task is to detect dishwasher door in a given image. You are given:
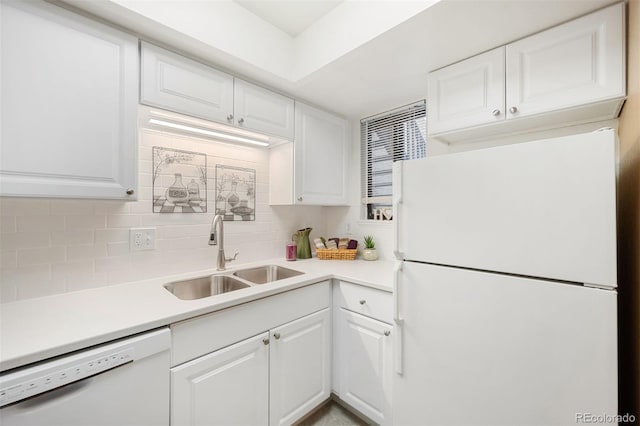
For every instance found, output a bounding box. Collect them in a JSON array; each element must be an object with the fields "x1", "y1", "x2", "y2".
[{"x1": 0, "y1": 328, "x2": 170, "y2": 426}]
